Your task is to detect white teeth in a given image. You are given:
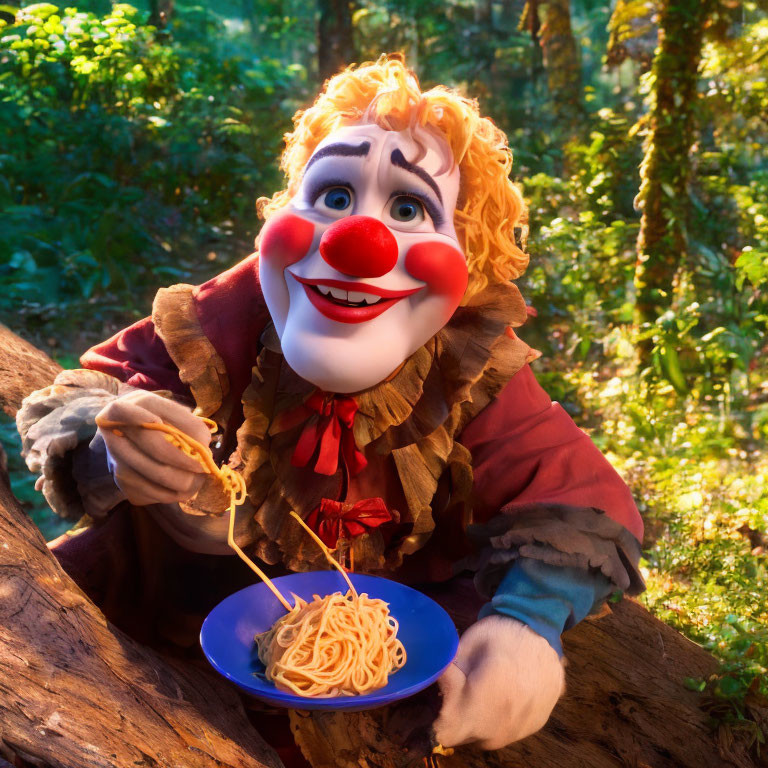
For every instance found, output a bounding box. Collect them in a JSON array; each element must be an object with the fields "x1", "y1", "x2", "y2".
[
  {"x1": 314, "y1": 283, "x2": 382, "y2": 304},
  {"x1": 347, "y1": 290, "x2": 380, "y2": 304}
]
